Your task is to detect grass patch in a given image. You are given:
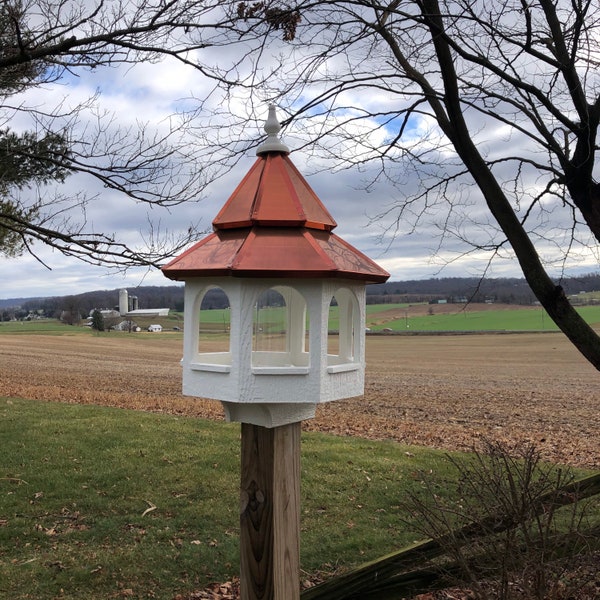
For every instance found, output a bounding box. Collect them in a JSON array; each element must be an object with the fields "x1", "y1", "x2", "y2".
[
  {"x1": 0, "y1": 397, "x2": 471, "y2": 600},
  {"x1": 368, "y1": 305, "x2": 600, "y2": 332},
  {"x1": 0, "y1": 398, "x2": 241, "y2": 599},
  {"x1": 0, "y1": 320, "x2": 90, "y2": 335},
  {"x1": 1, "y1": 399, "x2": 597, "y2": 599},
  {"x1": 0, "y1": 319, "x2": 186, "y2": 342}
]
